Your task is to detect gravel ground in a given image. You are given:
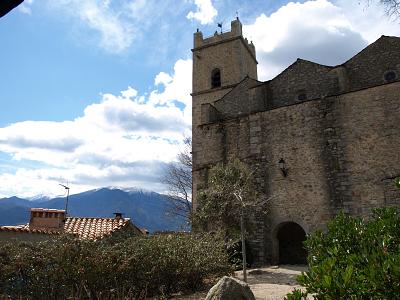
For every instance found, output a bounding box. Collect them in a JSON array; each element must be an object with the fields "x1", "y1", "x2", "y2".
[
  {"x1": 171, "y1": 265, "x2": 308, "y2": 300},
  {"x1": 236, "y1": 265, "x2": 307, "y2": 300}
]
